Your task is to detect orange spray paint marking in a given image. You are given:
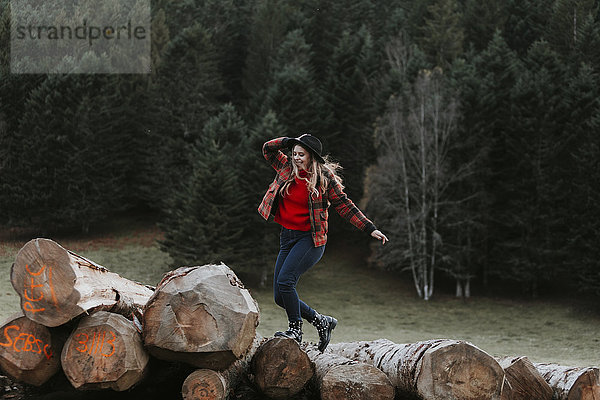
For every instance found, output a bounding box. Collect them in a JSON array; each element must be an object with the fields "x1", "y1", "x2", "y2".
[
  {"x1": 23, "y1": 302, "x2": 45, "y2": 313},
  {"x1": 75, "y1": 333, "x2": 89, "y2": 353},
  {"x1": 12, "y1": 334, "x2": 25, "y2": 353},
  {"x1": 0, "y1": 325, "x2": 52, "y2": 358},
  {"x1": 24, "y1": 278, "x2": 44, "y2": 302},
  {"x1": 0, "y1": 325, "x2": 19, "y2": 347},
  {"x1": 102, "y1": 331, "x2": 116, "y2": 358},
  {"x1": 22, "y1": 264, "x2": 51, "y2": 313},
  {"x1": 25, "y1": 264, "x2": 45, "y2": 276},
  {"x1": 43, "y1": 344, "x2": 52, "y2": 360},
  {"x1": 88, "y1": 332, "x2": 94, "y2": 355}
]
